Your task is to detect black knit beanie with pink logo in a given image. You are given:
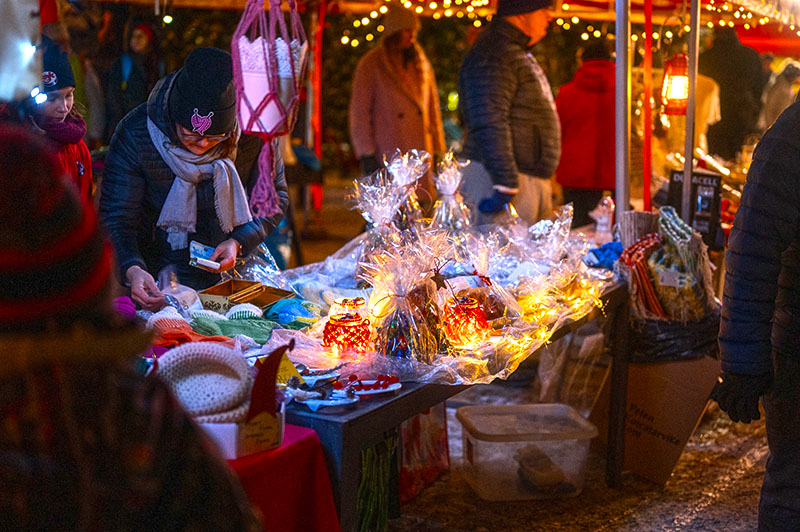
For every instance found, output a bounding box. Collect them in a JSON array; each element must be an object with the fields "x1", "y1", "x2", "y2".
[{"x1": 168, "y1": 47, "x2": 237, "y2": 136}]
